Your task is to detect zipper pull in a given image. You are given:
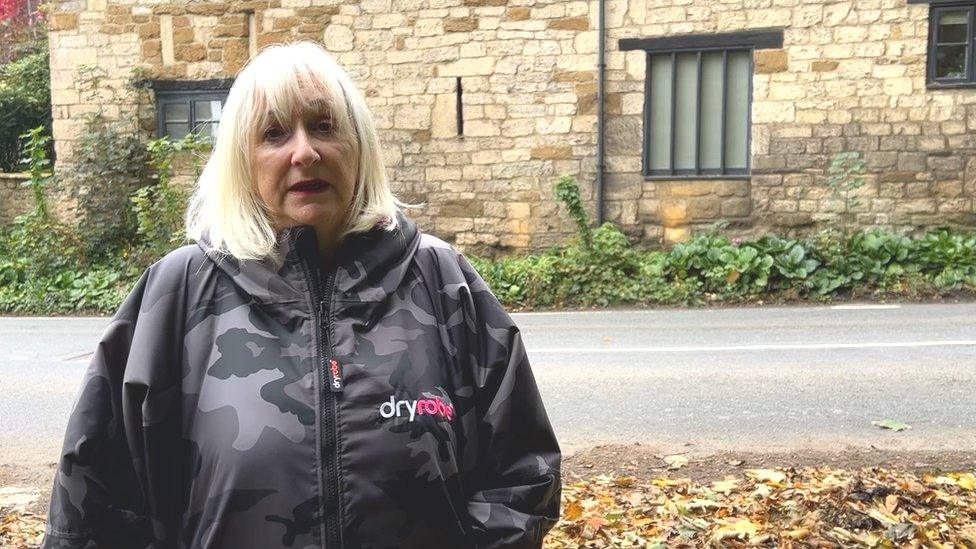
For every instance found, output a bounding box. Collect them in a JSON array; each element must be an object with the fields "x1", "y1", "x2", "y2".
[
  {"x1": 328, "y1": 358, "x2": 344, "y2": 393},
  {"x1": 318, "y1": 301, "x2": 328, "y2": 323}
]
